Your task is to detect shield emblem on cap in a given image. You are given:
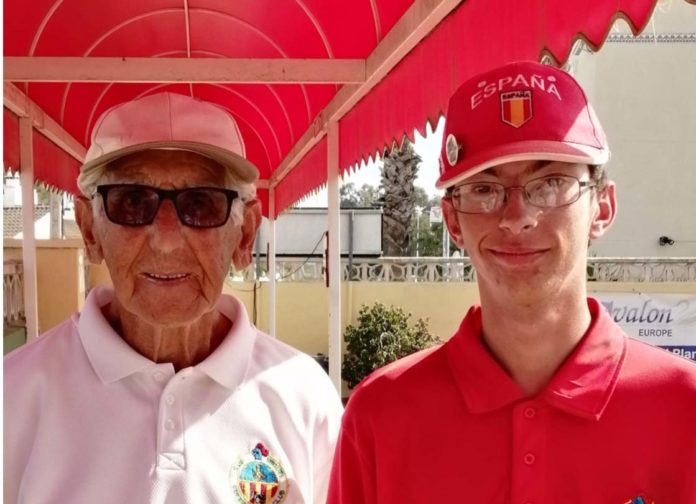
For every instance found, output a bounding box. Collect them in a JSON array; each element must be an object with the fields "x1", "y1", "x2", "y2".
[
  {"x1": 445, "y1": 134, "x2": 461, "y2": 166},
  {"x1": 500, "y1": 90, "x2": 533, "y2": 128}
]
